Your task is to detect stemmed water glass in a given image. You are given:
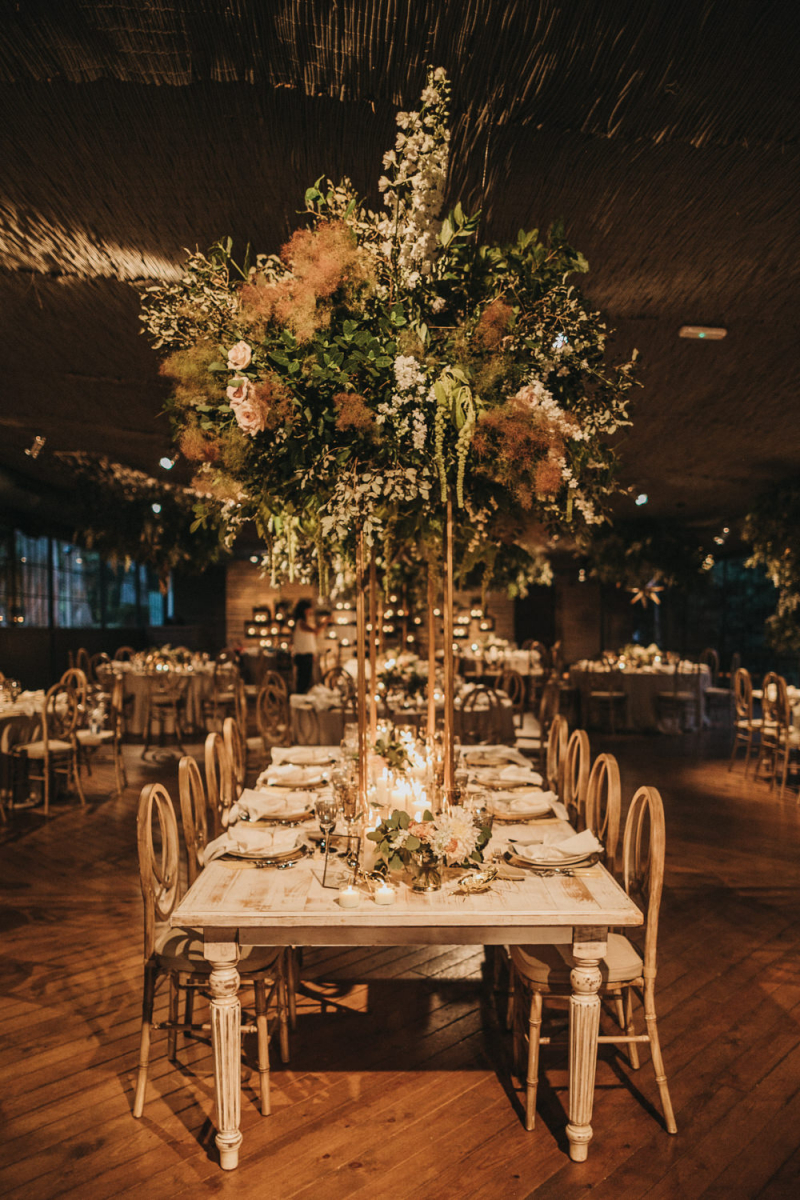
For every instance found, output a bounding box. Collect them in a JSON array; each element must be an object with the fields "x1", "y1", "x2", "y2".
[{"x1": 314, "y1": 794, "x2": 339, "y2": 855}]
